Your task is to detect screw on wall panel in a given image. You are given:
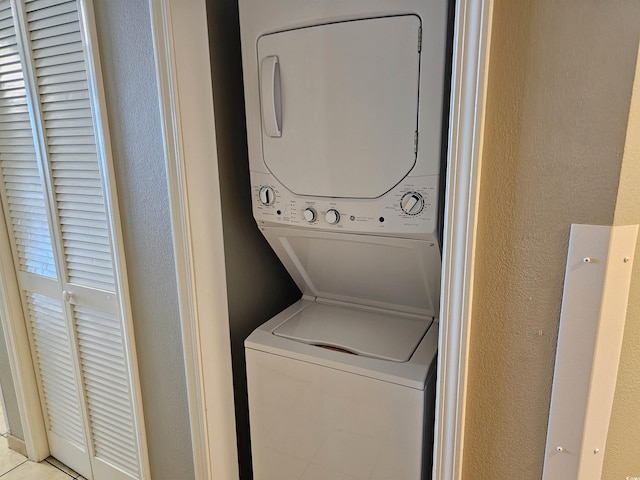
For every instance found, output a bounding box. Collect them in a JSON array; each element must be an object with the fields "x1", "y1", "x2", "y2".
[
  {"x1": 583, "y1": 257, "x2": 592, "y2": 263},
  {"x1": 556, "y1": 446, "x2": 564, "y2": 452},
  {"x1": 624, "y1": 257, "x2": 630, "y2": 263},
  {"x1": 593, "y1": 448, "x2": 600, "y2": 454}
]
